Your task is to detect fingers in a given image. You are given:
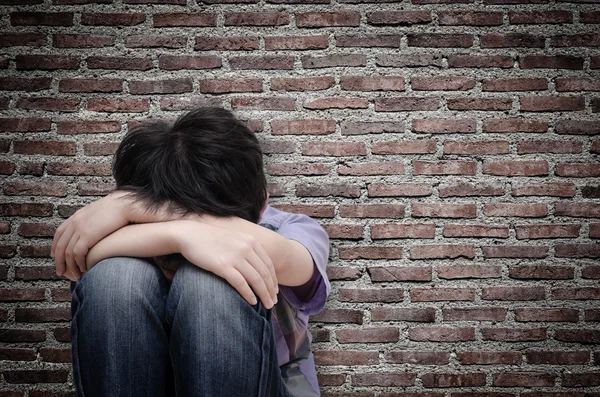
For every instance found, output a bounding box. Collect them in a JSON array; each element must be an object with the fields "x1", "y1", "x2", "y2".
[
  {"x1": 246, "y1": 249, "x2": 277, "y2": 304},
  {"x1": 64, "y1": 234, "x2": 81, "y2": 277},
  {"x1": 54, "y1": 224, "x2": 75, "y2": 276},
  {"x1": 51, "y1": 219, "x2": 68, "y2": 258},
  {"x1": 253, "y1": 242, "x2": 278, "y2": 293},
  {"x1": 235, "y1": 260, "x2": 275, "y2": 309},
  {"x1": 221, "y1": 269, "x2": 258, "y2": 306},
  {"x1": 73, "y1": 238, "x2": 89, "y2": 274}
]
